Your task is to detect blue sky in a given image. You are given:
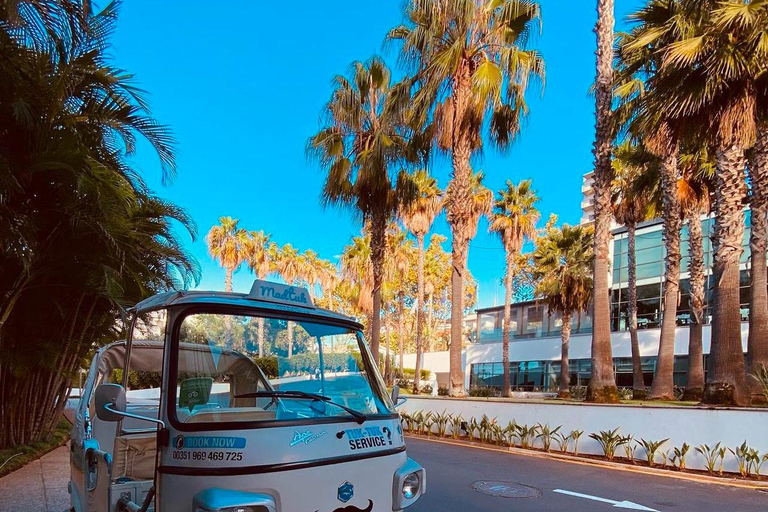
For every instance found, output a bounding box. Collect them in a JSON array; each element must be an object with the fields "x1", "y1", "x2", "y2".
[{"x1": 112, "y1": 1, "x2": 640, "y2": 308}]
